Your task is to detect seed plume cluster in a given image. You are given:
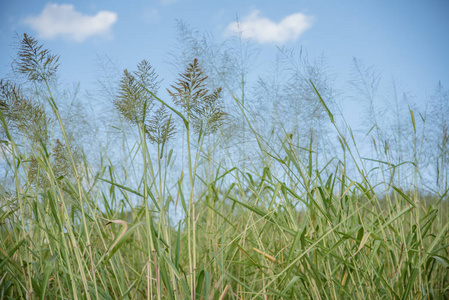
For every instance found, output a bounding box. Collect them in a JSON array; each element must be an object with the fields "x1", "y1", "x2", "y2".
[
  {"x1": 0, "y1": 79, "x2": 49, "y2": 143},
  {"x1": 168, "y1": 58, "x2": 226, "y2": 135},
  {"x1": 17, "y1": 33, "x2": 60, "y2": 82},
  {"x1": 114, "y1": 60, "x2": 160, "y2": 125}
]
